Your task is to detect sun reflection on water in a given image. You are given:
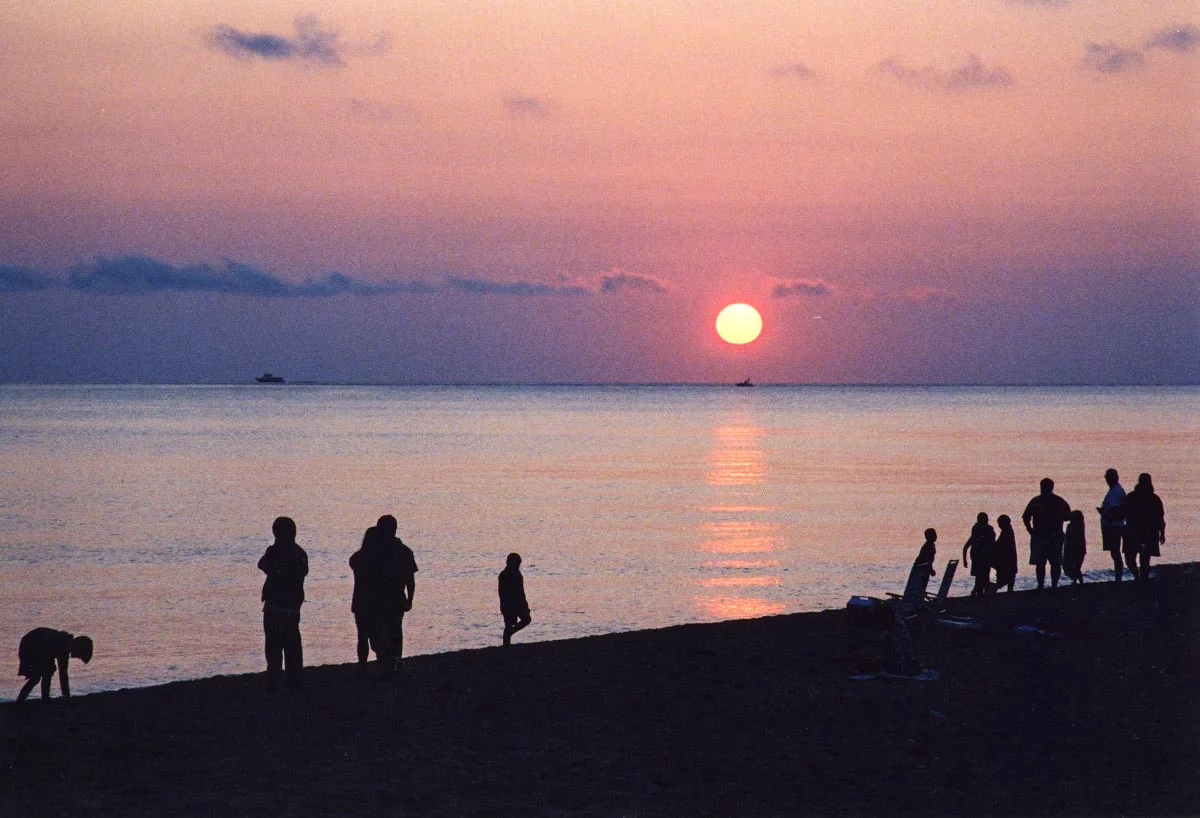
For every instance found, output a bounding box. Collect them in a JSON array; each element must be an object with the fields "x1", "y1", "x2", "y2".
[{"x1": 695, "y1": 415, "x2": 786, "y2": 619}]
